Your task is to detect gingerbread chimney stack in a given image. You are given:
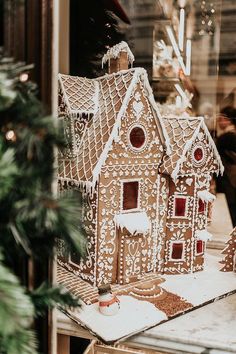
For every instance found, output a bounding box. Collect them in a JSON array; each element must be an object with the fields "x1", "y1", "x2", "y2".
[{"x1": 102, "y1": 41, "x2": 135, "y2": 74}]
